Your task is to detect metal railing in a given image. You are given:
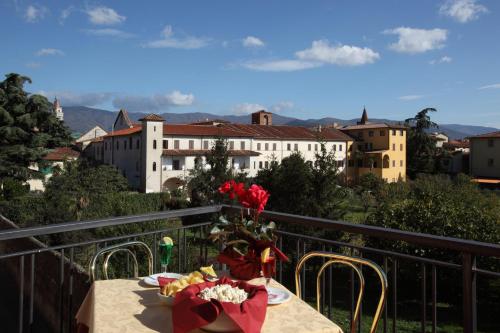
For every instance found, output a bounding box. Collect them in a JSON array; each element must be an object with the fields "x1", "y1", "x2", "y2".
[{"x1": 0, "y1": 205, "x2": 499, "y2": 333}]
